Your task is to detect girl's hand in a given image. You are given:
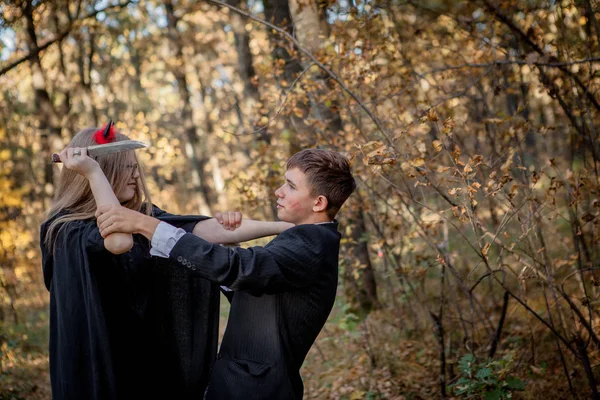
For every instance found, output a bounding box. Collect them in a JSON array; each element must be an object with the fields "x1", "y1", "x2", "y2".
[
  {"x1": 215, "y1": 211, "x2": 242, "y2": 231},
  {"x1": 58, "y1": 147, "x2": 101, "y2": 178}
]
